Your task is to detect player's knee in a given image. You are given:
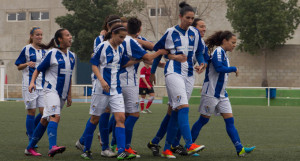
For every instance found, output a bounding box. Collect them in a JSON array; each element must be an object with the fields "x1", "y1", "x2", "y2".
[
  {"x1": 27, "y1": 109, "x2": 36, "y2": 115},
  {"x1": 149, "y1": 96, "x2": 155, "y2": 101},
  {"x1": 90, "y1": 115, "x2": 100, "y2": 125}
]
